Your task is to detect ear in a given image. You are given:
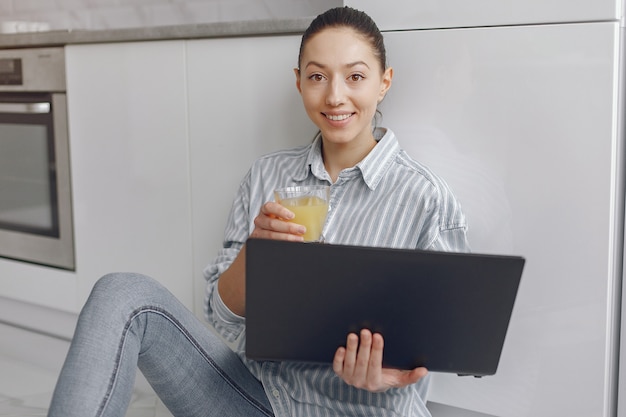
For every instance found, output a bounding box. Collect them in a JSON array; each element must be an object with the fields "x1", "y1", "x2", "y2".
[
  {"x1": 378, "y1": 67, "x2": 393, "y2": 102},
  {"x1": 294, "y1": 67, "x2": 302, "y2": 94}
]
